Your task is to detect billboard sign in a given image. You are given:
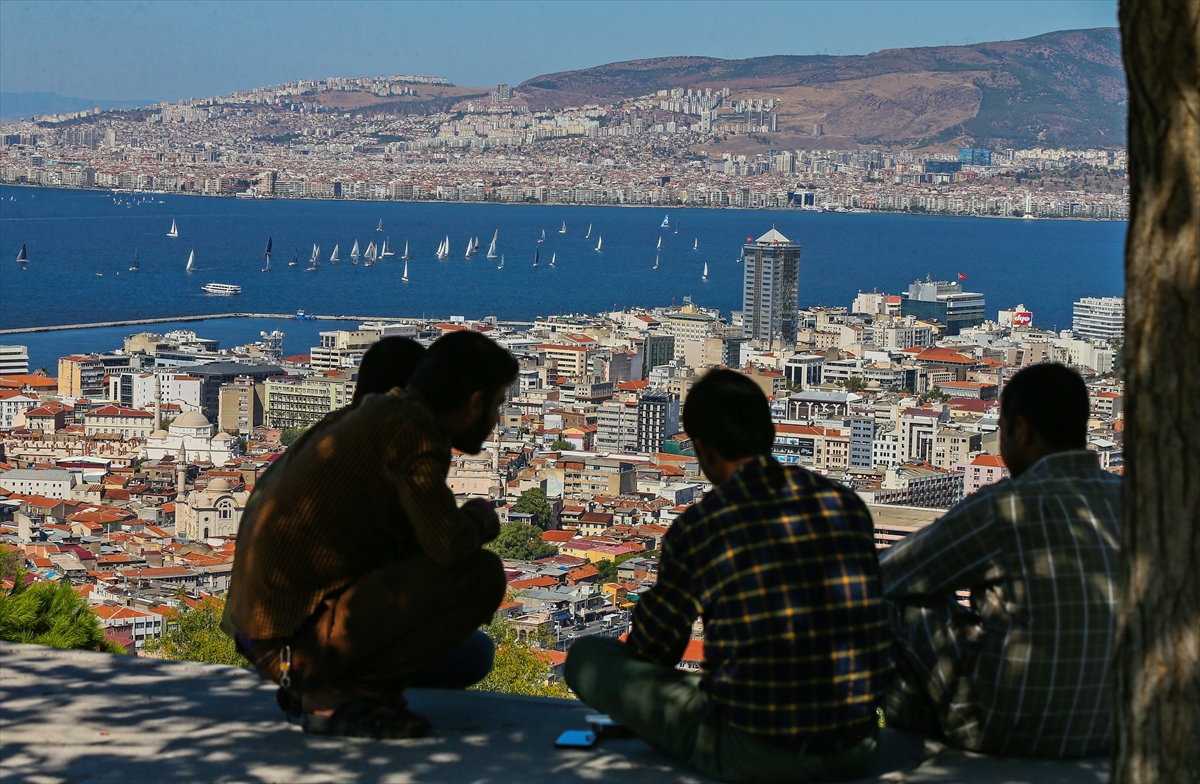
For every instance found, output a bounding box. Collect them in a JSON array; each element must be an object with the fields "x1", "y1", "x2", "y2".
[{"x1": 1012, "y1": 311, "x2": 1033, "y2": 326}]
